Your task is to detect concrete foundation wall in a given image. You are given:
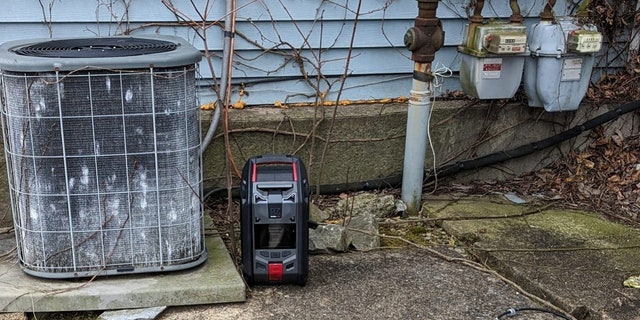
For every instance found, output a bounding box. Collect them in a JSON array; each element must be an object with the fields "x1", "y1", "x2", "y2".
[{"x1": 202, "y1": 100, "x2": 639, "y2": 191}]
